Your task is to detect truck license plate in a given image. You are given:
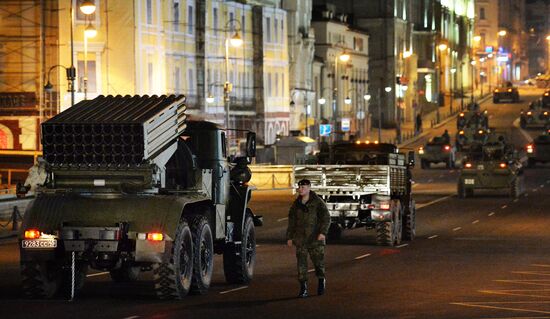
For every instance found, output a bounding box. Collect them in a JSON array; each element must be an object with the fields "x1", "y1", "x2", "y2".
[
  {"x1": 464, "y1": 179, "x2": 475, "y2": 185},
  {"x1": 22, "y1": 239, "x2": 57, "y2": 249}
]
